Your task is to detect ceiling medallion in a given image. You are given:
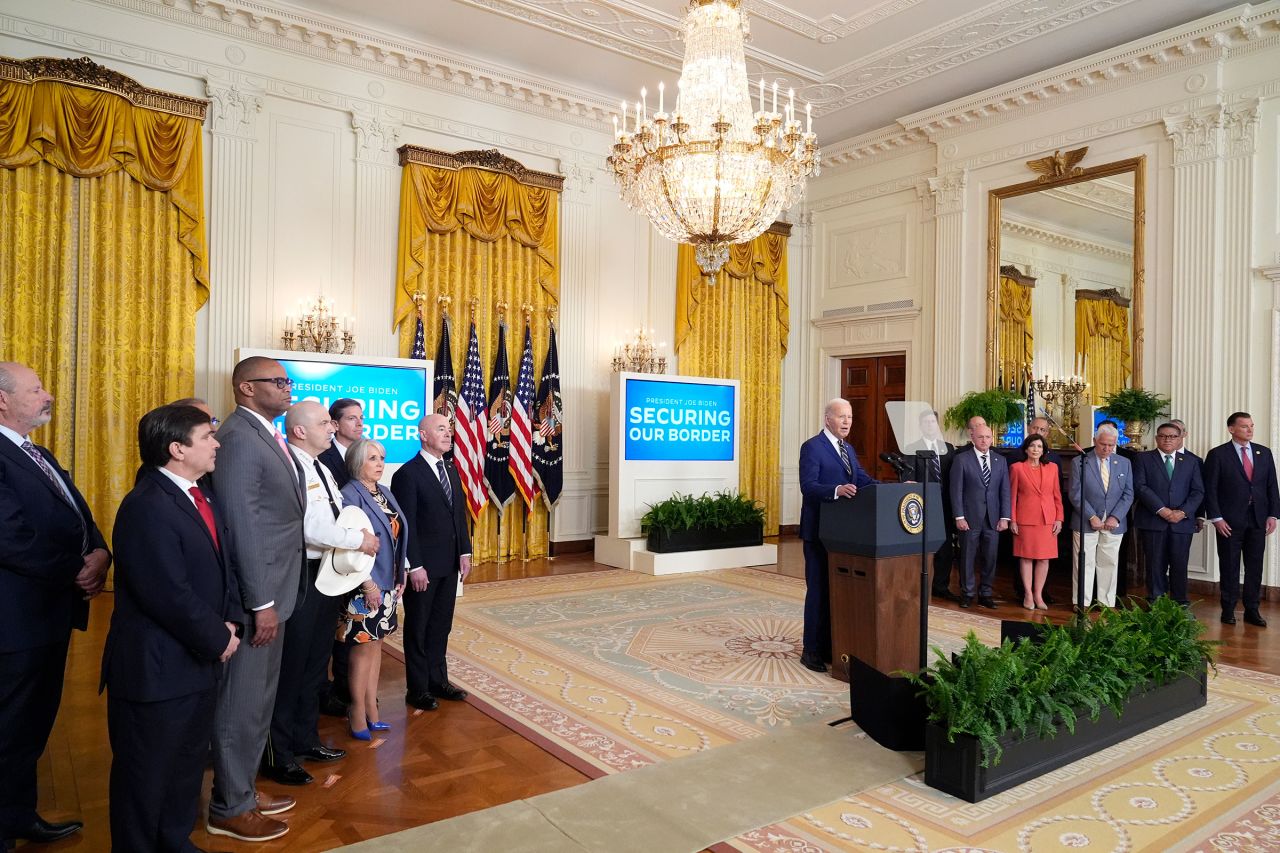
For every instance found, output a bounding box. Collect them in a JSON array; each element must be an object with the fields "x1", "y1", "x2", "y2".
[{"x1": 607, "y1": 0, "x2": 819, "y2": 276}]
